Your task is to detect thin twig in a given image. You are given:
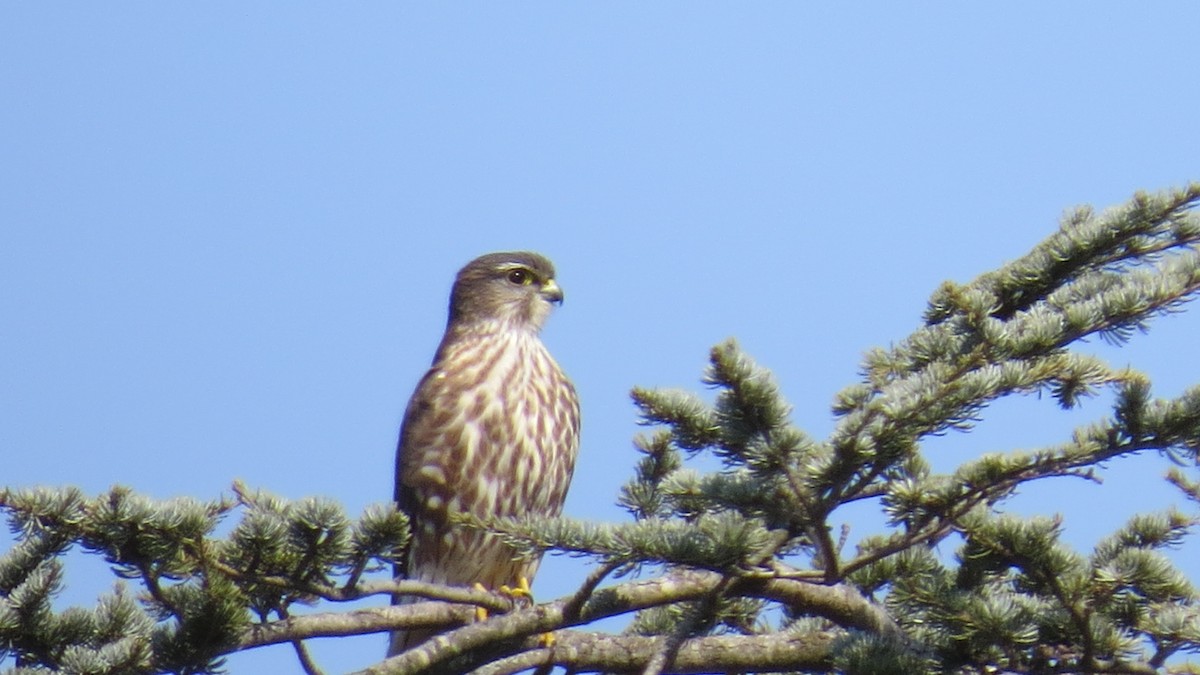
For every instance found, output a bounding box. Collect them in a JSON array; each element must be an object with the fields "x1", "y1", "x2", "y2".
[
  {"x1": 291, "y1": 640, "x2": 324, "y2": 675},
  {"x1": 531, "y1": 560, "x2": 623, "y2": 675},
  {"x1": 212, "y1": 557, "x2": 511, "y2": 610},
  {"x1": 640, "y1": 590, "x2": 719, "y2": 675},
  {"x1": 561, "y1": 560, "x2": 623, "y2": 621},
  {"x1": 642, "y1": 529, "x2": 787, "y2": 675},
  {"x1": 279, "y1": 607, "x2": 325, "y2": 675}
]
